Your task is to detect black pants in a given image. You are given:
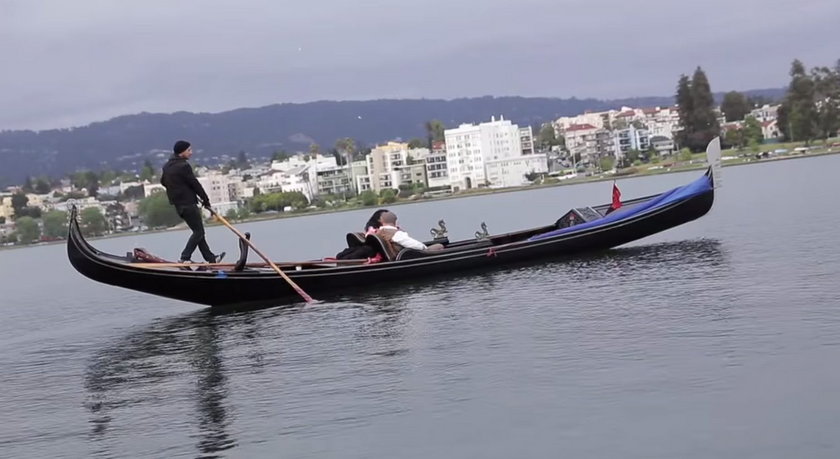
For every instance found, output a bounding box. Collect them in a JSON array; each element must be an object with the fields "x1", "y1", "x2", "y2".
[{"x1": 176, "y1": 205, "x2": 215, "y2": 262}]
